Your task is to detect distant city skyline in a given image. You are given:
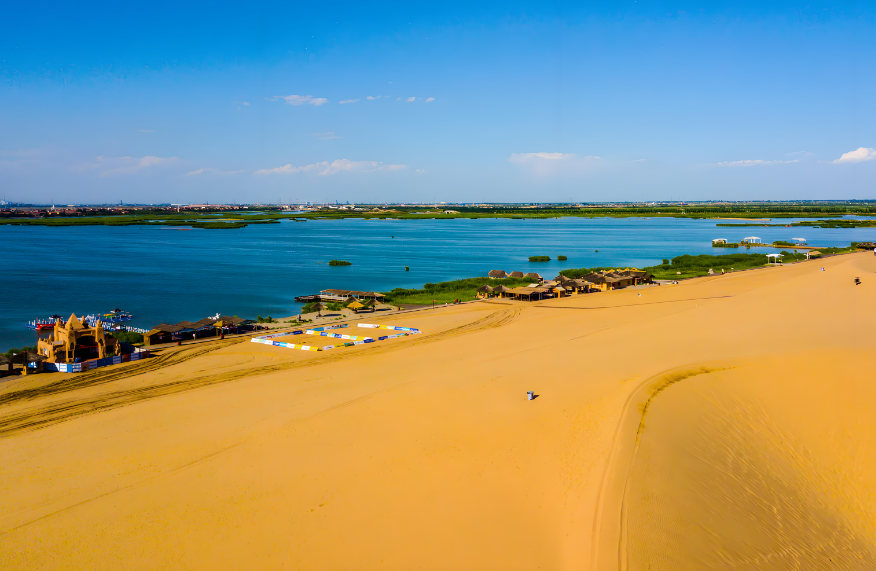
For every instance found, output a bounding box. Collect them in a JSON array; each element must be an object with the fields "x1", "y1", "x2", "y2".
[{"x1": 1, "y1": 1, "x2": 874, "y2": 203}]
